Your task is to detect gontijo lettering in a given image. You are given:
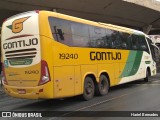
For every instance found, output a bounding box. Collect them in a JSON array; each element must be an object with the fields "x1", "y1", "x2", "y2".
[
  {"x1": 90, "y1": 51, "x2": 121, "y2": 61},
  {"x1": 3, "y1": 38, "x2": 38, "y2": 50}
]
